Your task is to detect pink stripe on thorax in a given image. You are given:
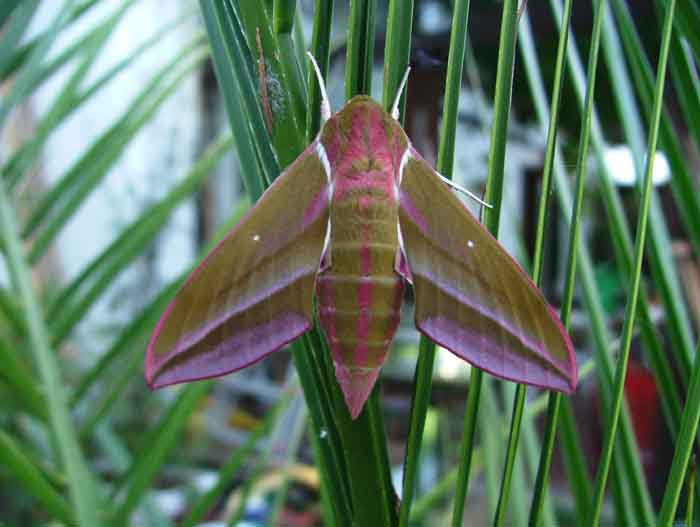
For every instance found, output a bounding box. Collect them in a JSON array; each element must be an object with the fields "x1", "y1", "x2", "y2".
[{"x1": 324, "y1": 104, "x2": 399, "y2": 203}]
